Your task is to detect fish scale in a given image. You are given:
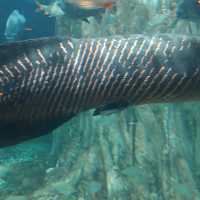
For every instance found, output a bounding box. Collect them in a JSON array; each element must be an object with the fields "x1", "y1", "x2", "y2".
[{"x1": 0, "y1": 34, "x2": 200, "y2": 147}]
